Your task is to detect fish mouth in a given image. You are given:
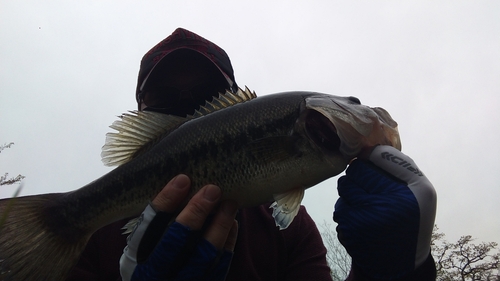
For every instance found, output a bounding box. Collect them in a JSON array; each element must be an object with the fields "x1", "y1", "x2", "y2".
[
  {"x1": 304, "y1": 94, "x2": 401, "y2": 159},
  {"x1": 304, "y1": 109, "x2": 341, "y2": 153}
]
